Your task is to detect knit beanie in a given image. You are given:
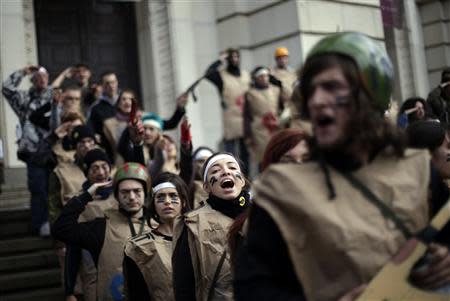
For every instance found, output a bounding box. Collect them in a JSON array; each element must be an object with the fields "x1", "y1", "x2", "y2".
[
  {"x1": 141, "y1": 112, "x2": 163, "y2": 130},
  {"x1": 83, "y1": 149, "x2": 111, "y2": 175},
  {"x1": 71, "y1": 125, "x2": 96, "y2": 148}
]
